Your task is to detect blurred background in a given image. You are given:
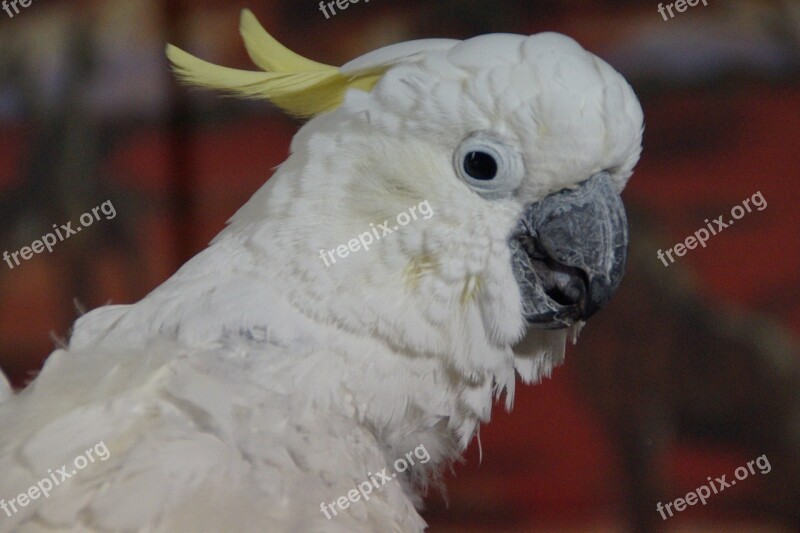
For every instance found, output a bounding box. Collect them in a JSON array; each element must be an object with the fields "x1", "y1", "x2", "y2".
[{"x1": 1, "y1": 0, "x2": 799, "y2": 531}]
